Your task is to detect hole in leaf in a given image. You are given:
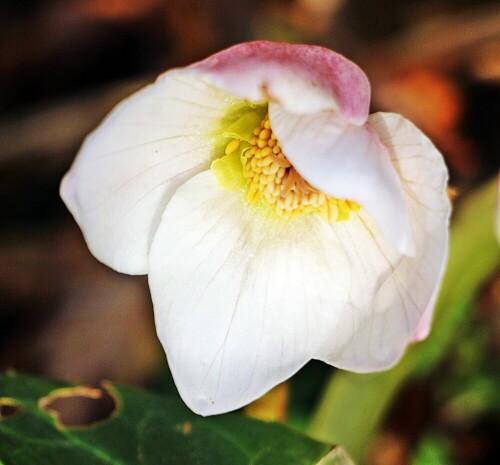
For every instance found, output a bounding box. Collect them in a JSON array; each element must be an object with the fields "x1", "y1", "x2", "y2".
[
  {"x1": 38, "y1": 383, "x2": 118, "y2": 428},
  {"x1": 0, "y1": 399, "x2": 22, "y2": 420}
]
